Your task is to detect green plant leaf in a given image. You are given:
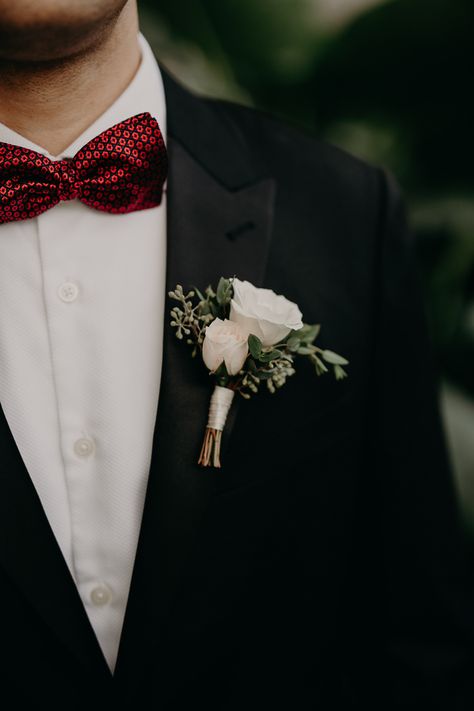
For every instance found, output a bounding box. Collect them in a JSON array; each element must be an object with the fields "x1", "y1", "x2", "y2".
[
  {"x1": 191, "y1": 285, "x2": 206, "y2": 302},
  {"x1": 286, "y1": 335, "x2": 301, "y2": 352},
  {"x1": 298, "y1": 324, "x2": 321, "y2": 344},
  {"x1": 313, "y1": 355, "x2": 328, "y2": 375},
  {"x1": 322, "y1": 350, "x2": 349, "y2": 366},
  {"x1": 297, "y1": 346, "x2": 315, "y2": 355},
  {"x1": 334, "y1": 364, "x2": 348, "y2": 380},
  {"x1": 247, "y1": 358, "x2": 258, "y2": 373},
  {"x1": 259, "y1": 349, "x2": 282, "y2": 362},
  {"x1": 216, "y1": 277, "x2": 233, "y2": 306},
  {"x1": 214, "y1": 361, "x2": 230, "y2": 386},
  {"x1": 248, "y1": 334, "x2": 263, "y2": 359},
  {"x1": 256, "y1": 370, "x2": 276, "y2": 380},
  {"x1": 198, "y1": 301, "x2": 211, "y2": 316}
]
